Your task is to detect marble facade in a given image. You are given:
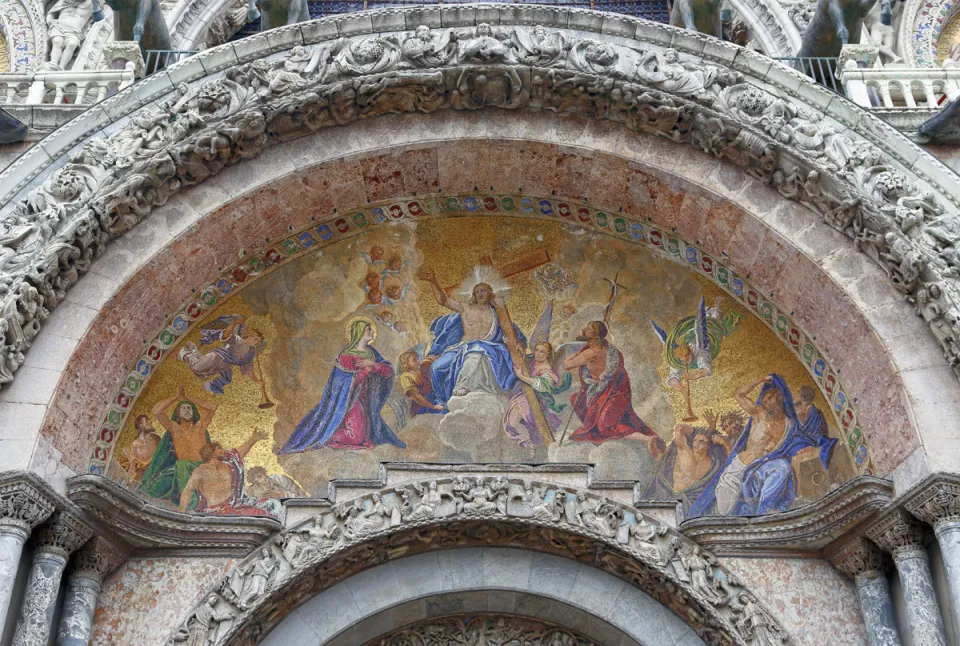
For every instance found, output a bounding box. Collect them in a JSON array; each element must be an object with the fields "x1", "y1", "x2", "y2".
[{"x1": 3, "y1": 4, "x2": 960, "y2": 646}]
